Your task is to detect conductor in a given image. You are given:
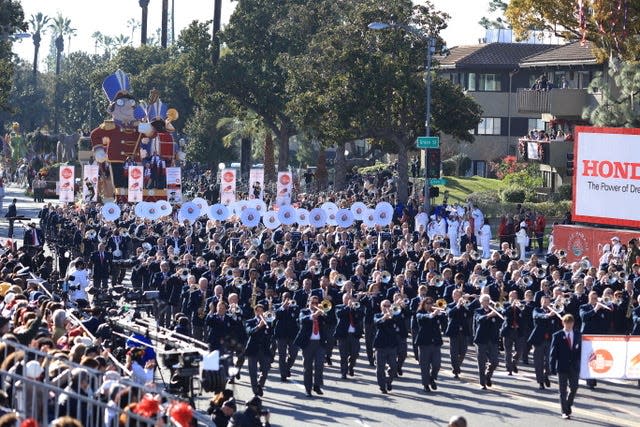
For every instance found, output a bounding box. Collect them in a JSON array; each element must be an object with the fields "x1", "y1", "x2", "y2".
[{"x1": 549, "y1": 314, "x2": 582, "y2": 420}]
